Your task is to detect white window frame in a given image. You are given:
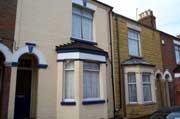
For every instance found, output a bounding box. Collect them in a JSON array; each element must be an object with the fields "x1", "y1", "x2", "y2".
[
  {"x1": 63, "y1": 61, "x2": 75, "y2": 102},
  {"x1": 83, "y1": 62, "x2": 100, "y2": 100},
  {"x1": 142, "y1": 72, "x2": 153, "y2": 103},
  {"x1": 128, "y1": 29, "x2": 141, "y2": 57},
  {"x1": 72, "y1": 5, "x2": 94, "y2": 41},
  {"x1": 125, "y1": 66, "x2": 156, "y2": 105},
  {"x1": 127, "y1": 72, "x2": 138, "y2": 104}
]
